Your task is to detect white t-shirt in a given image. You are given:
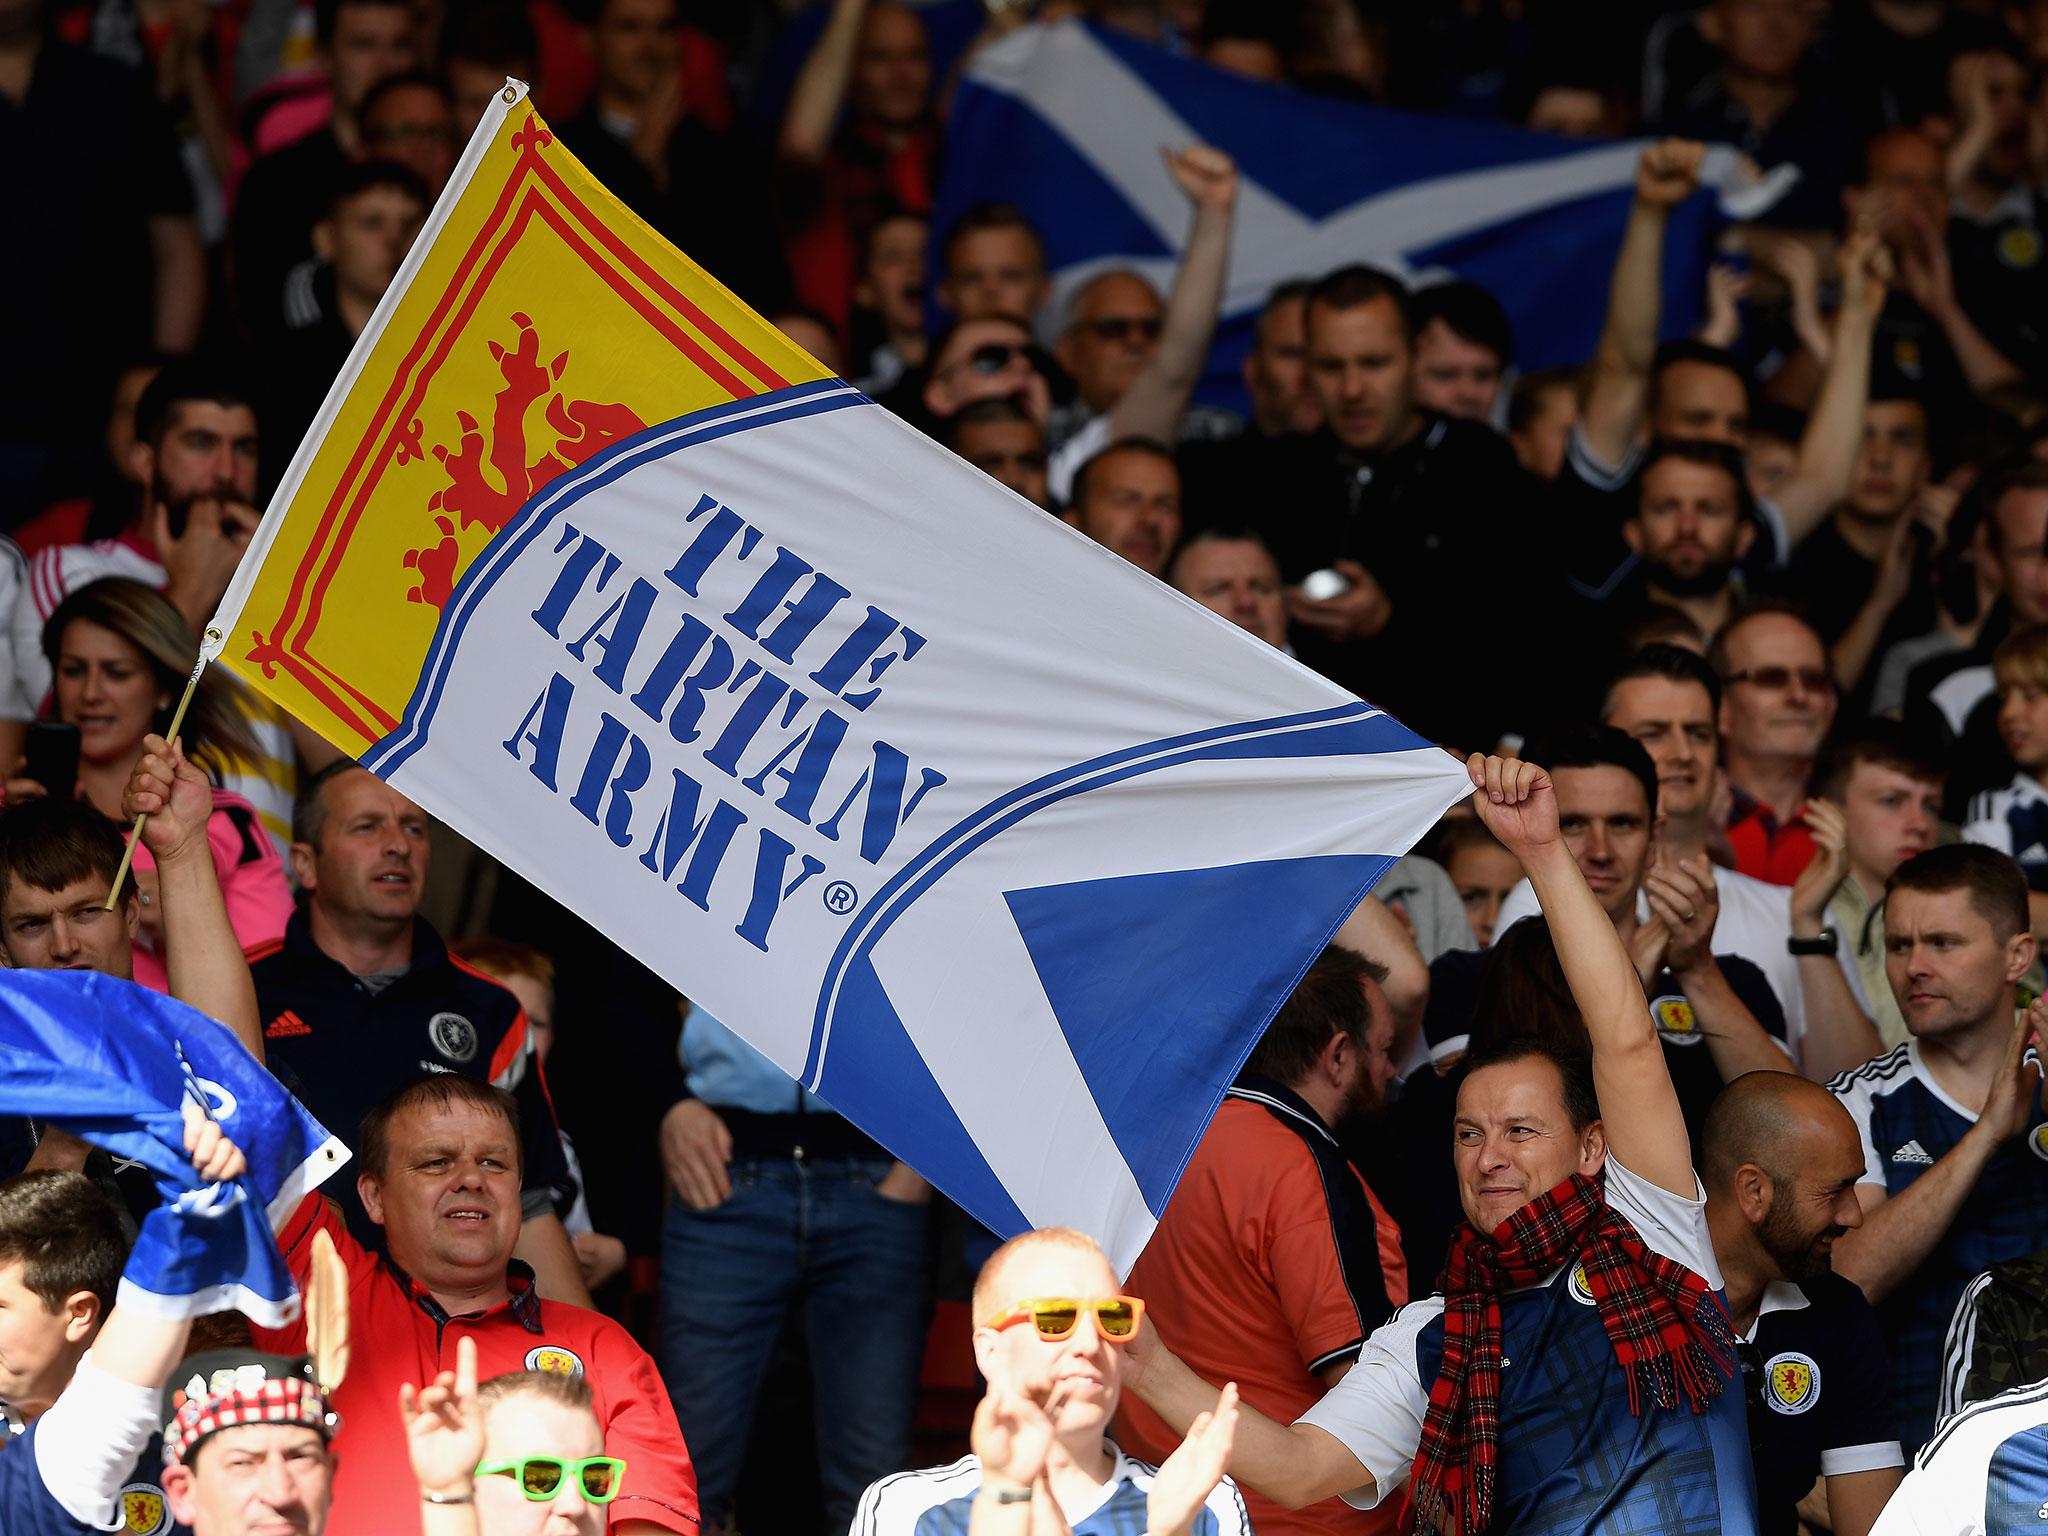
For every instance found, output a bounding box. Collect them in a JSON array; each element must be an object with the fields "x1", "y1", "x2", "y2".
[
  {"x1": 1295, "y1": 1157, "x2": 1720, "y2": 1509},
  {"x1": 1869, "y1": 1380, "x2": 2048, "y2": 1536},
  {"x1": 1492, "y1": 868, "x2": 1808, "y2": 1062}
]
